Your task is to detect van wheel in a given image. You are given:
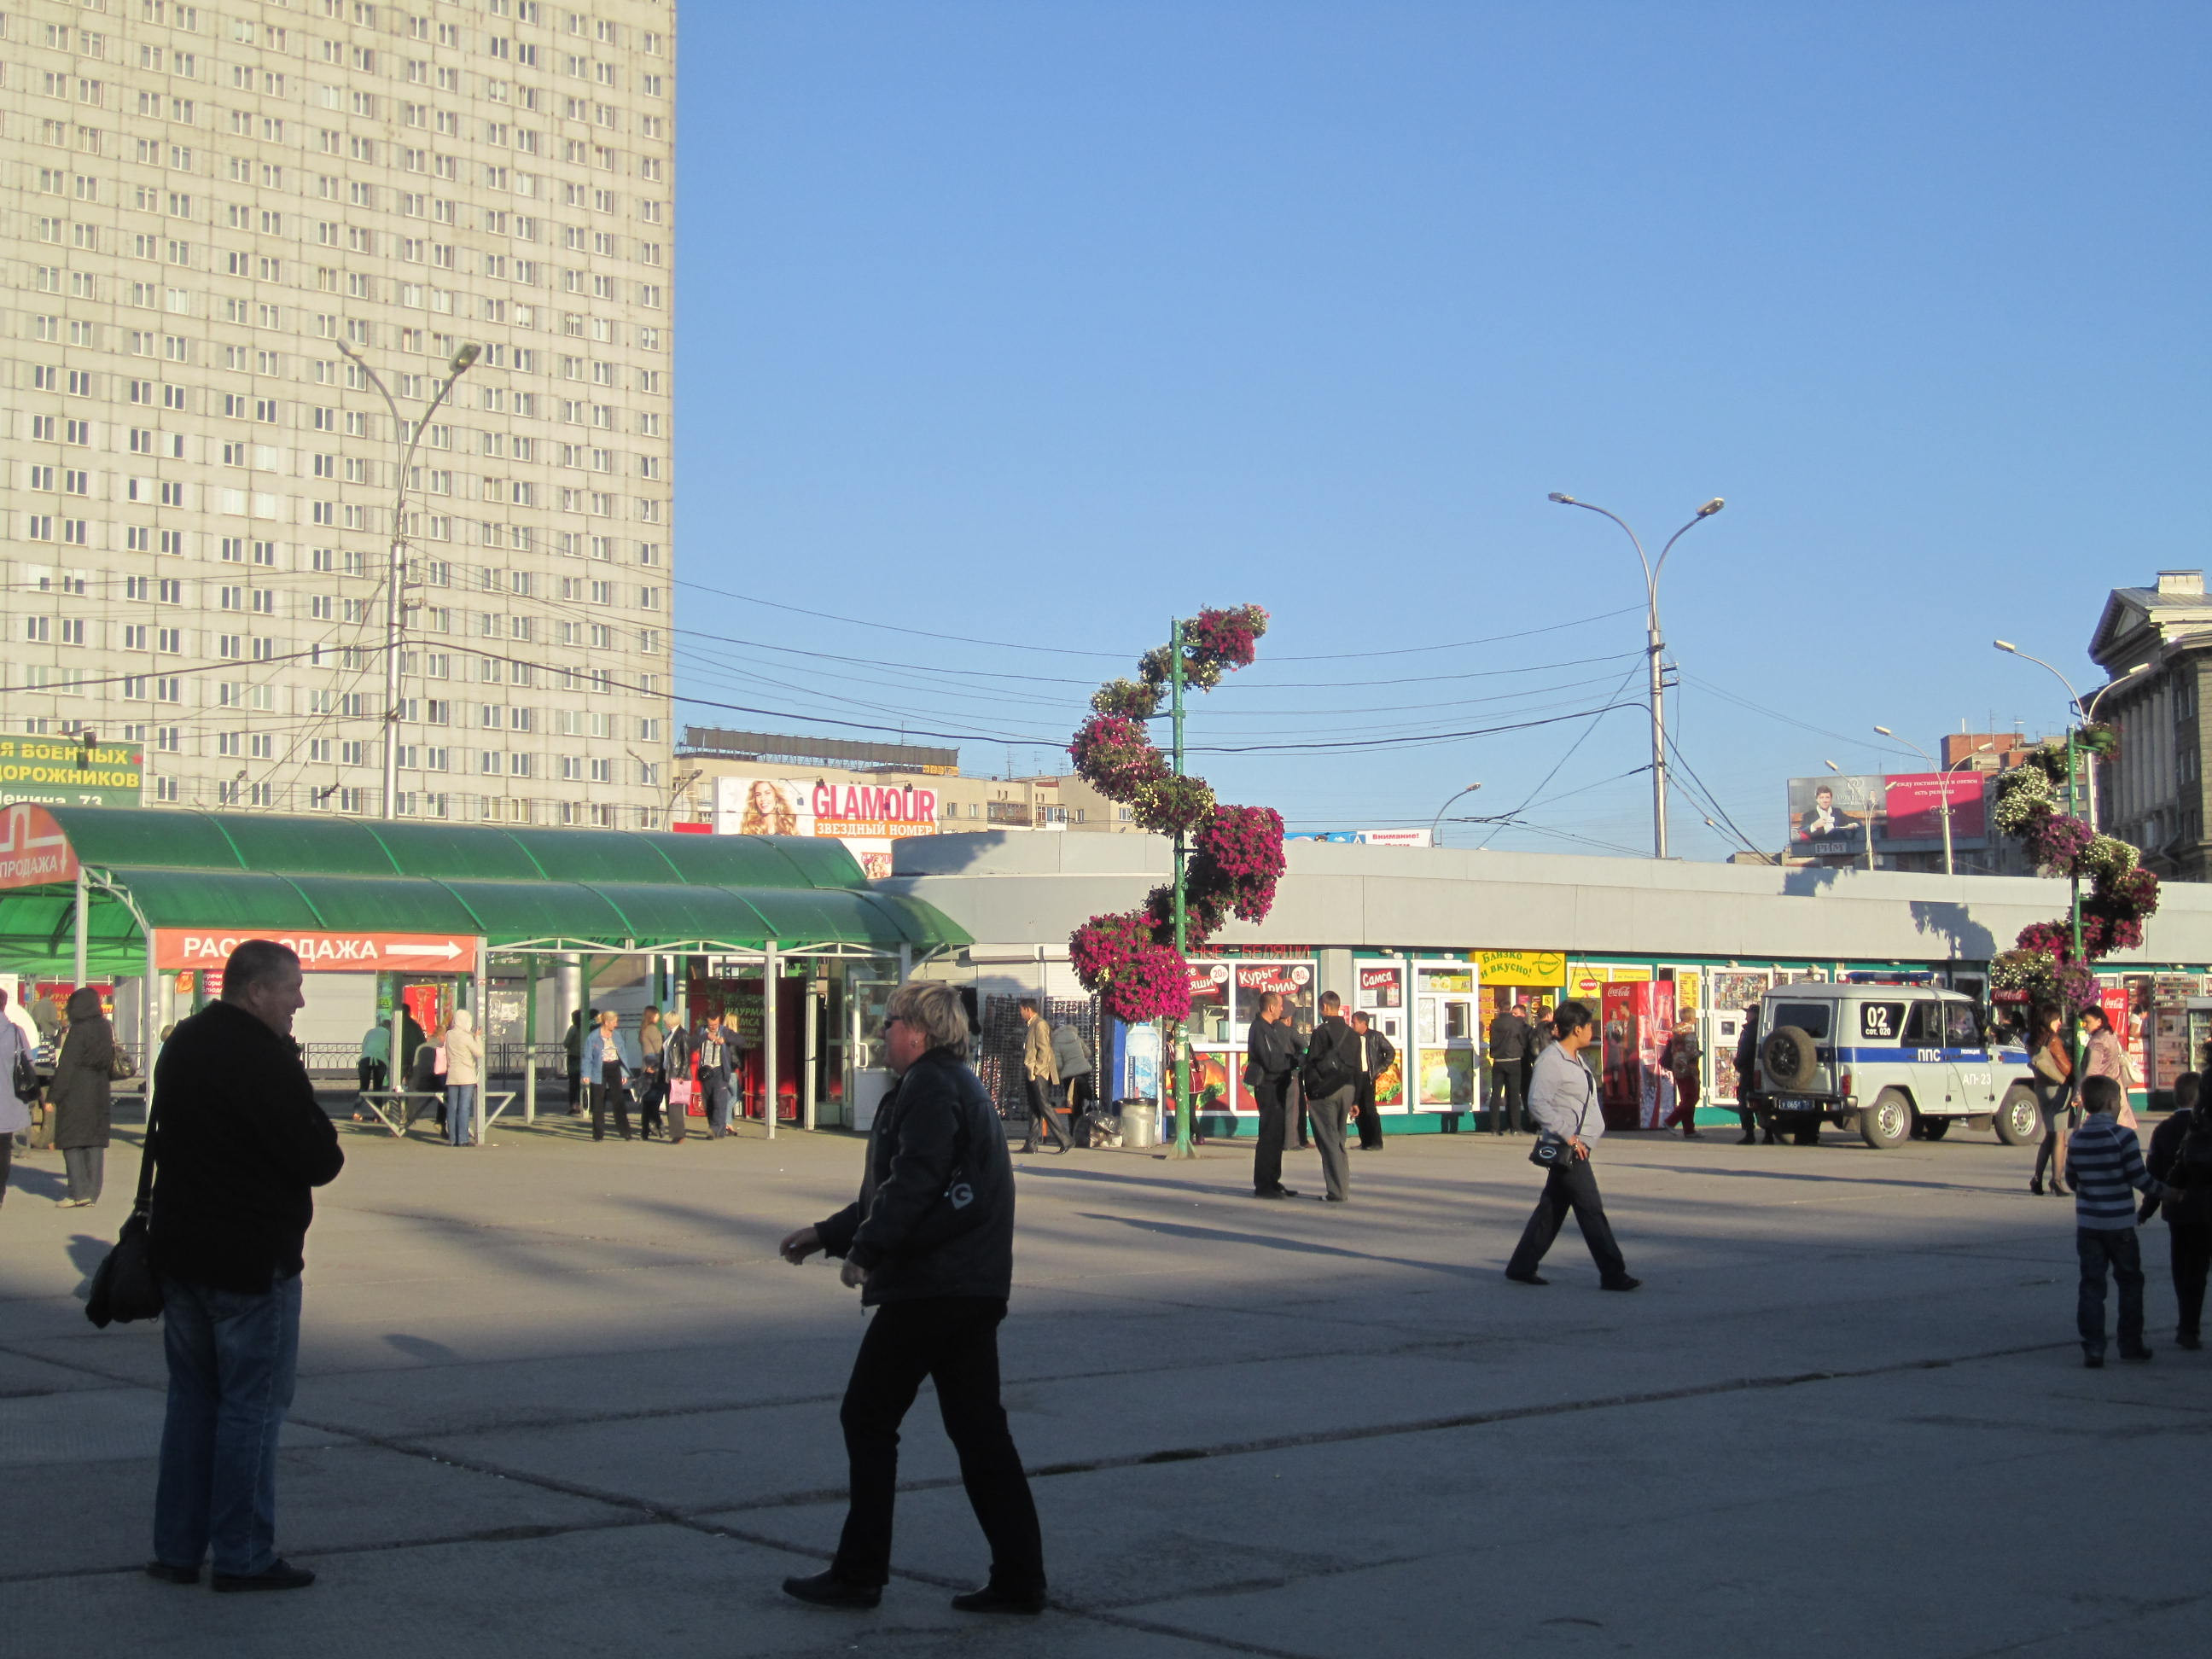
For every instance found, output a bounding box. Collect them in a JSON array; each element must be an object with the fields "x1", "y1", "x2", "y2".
[
  {"x1": 1861, "y1": 1088, "x2": 1913, "y2": 1149},
  {"x1": 1914, "y1": 1117, "x2": 1951, "y2": 1142},
  {"x1": 1993, "y1": 1083, "x2": 2041, "y2": 1147}
]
